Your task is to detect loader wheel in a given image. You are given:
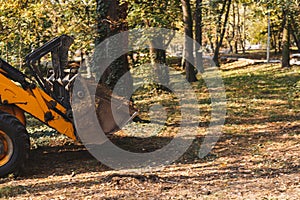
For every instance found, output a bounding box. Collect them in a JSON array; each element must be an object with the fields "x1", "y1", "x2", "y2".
[{"x1": 0, "y1": 112, "x2": 29, "y2": 177}]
